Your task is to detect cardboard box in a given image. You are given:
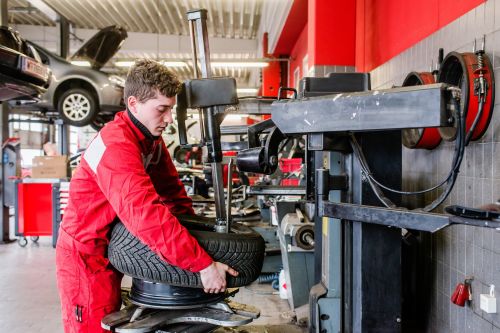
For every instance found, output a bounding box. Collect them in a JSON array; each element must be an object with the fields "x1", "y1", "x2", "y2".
[{"x1": 32, "y1": 156, "x2": 68, "y2": 179}]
